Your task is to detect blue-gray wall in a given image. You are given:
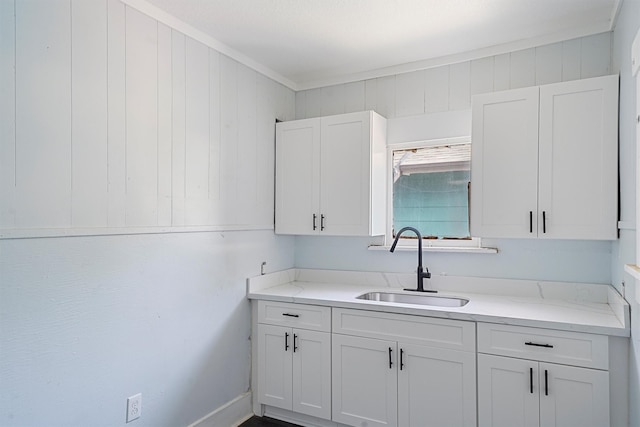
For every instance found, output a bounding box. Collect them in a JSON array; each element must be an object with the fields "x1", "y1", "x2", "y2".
[{"x1": 612, "y1": 1, "x2": 640, "y2": 424}]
